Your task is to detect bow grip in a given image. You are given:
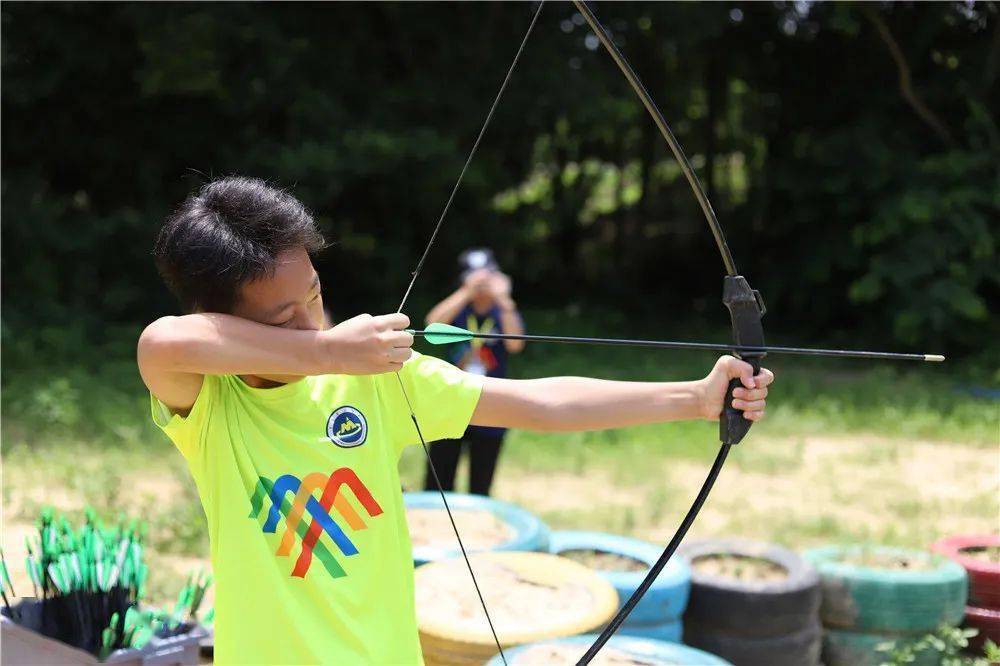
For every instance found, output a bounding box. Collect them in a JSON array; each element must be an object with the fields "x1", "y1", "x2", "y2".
[
  {"x1": 720, "y1": 276, "x2": 766, "y2": 446},
  {"x1": 721, "y1": 359, "x2": 760, "y2": 445}
]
